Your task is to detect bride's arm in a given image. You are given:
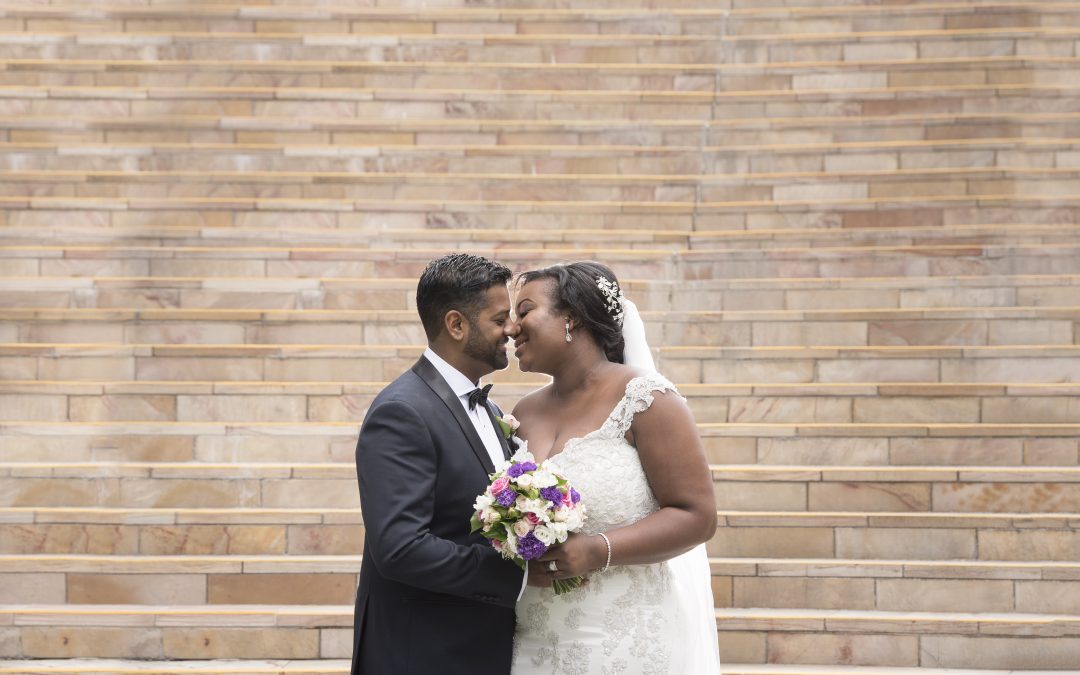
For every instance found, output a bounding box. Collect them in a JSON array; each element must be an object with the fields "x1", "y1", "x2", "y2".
[{"x1": 538, "y1": 390, "x2": 717, "y2": 577}]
